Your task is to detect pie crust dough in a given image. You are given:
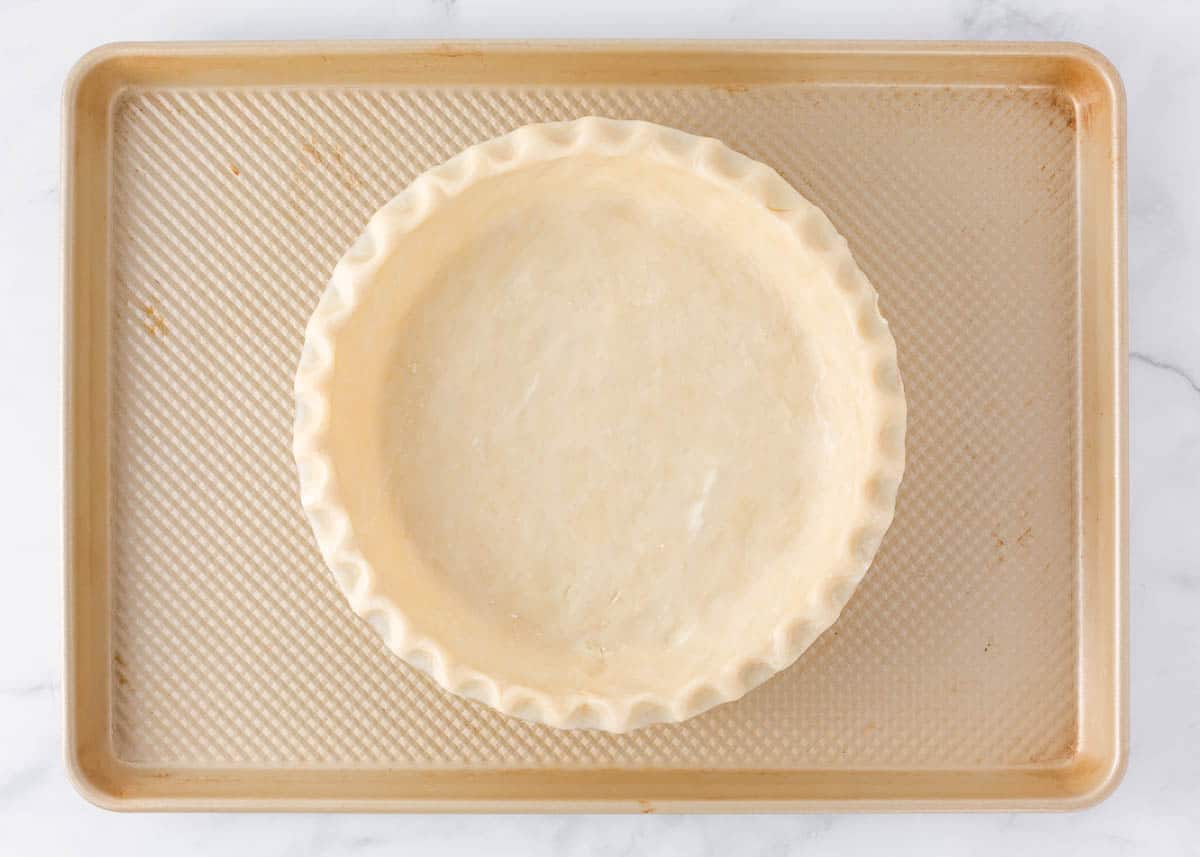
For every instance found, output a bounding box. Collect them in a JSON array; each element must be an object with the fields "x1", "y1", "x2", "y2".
[{"x1": 294, "y1": 118, "x2": 906, "y2": 732}]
